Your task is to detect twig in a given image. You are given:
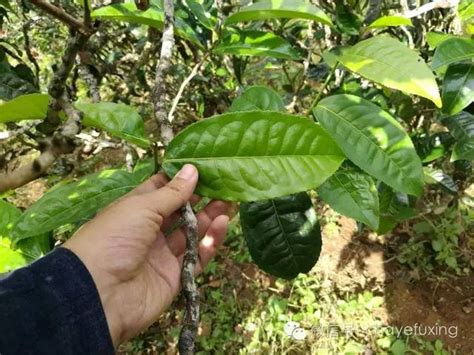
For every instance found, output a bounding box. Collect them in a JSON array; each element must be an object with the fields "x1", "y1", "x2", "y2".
[
  {"x1": 39, "y1": 32, "x2": 90, "y2": 134},
  {"x1": 151, "y1": 0, "x2": 175, "y2": 145},
  {"x1": 168, "y1": 54, "x2": 209, "y2": 122},
  {"x1": 29, "y1": 0, "x2": 91, "y2": 35},
  {"x1": 179, "y1": 204, "x2": 199, "y2": 355},
  {"x1": 403, "y1": 0, "x2": 459, "y2": 18},
  {"x1": 80, "y1": 63, "x2": 102, "y2": 103}
]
